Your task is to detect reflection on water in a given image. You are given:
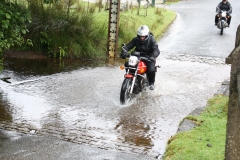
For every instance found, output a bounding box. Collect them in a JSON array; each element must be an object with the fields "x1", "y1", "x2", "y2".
[
  {"x1": 115, "y1": 115, "x2": 153, "y2": 147},
  {"x1": 0, "y1": 56, "x2": 125, "y2": 124},
  {"x1": 0, "y1": 93, "x2": 12, "y2": 122},
  {"x1": 0, "y1": 55, "x2": 231, "y2": 158},
  {"x1": 0, "y1": 56, "x2": 113, "y2": 123},
  {"x1": 1, "y1": 57, "x2": 111, "y2": 81}
]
